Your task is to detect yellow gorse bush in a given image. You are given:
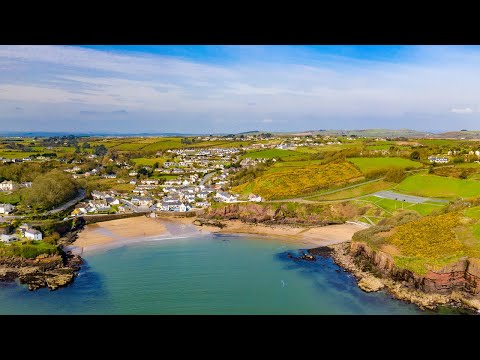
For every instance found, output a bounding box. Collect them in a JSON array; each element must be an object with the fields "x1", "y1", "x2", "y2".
[{"x1": 233, "y1": 162, "x2": 363, "y2": 200}]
